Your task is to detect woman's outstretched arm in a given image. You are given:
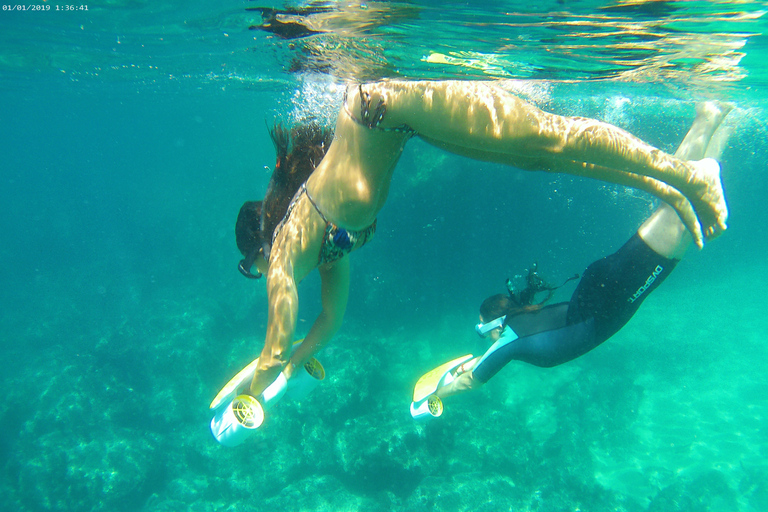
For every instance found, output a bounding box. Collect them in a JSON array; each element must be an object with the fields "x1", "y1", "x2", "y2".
[{"x1": 288, "y1": 258, "x2": 350, "y2": 374}]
